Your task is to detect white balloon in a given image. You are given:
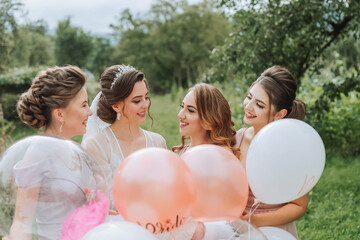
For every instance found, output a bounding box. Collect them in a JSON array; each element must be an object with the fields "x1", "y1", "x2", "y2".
[
  {"x1": 203, "y1": 220, "x2": 266, "y2": 240},
  {"x1": 82, "y1": 222, "x2": 157, "y2": 240},
  {"x1": 203, "y1": 221, "x2": 235, "y2": 240},
  {"x1": 246, "y1": 119, "x2": 326, "y2": 204},
  {"x1": 259, "y1": 227, "x2": 296, "y2": 240}
]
